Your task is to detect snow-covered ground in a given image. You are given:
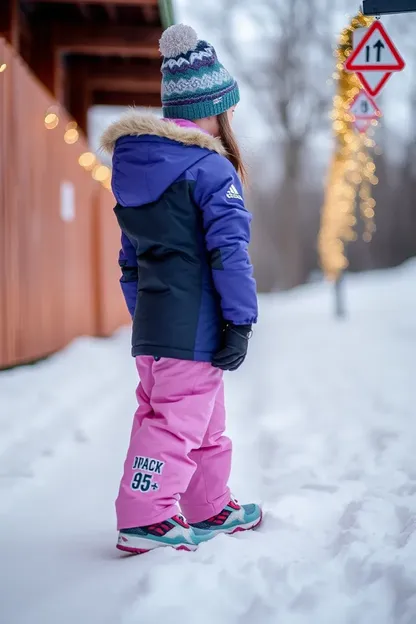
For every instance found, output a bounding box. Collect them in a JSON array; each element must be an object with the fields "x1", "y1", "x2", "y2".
[{"x1": 1, "y1": 261, "x2": 416, "y2": 624}]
